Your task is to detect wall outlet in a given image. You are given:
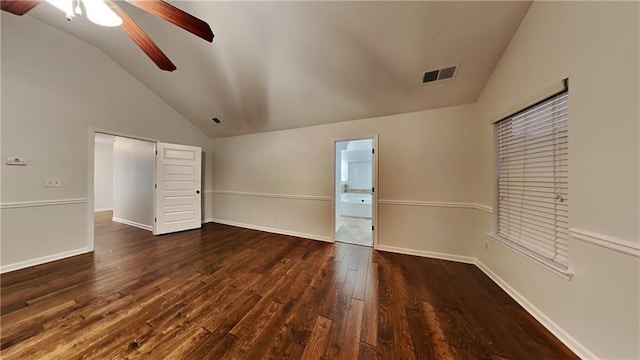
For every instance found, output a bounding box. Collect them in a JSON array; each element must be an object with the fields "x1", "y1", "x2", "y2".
[{"x1": 44, "y1": 177, "x2": 63, "y2": 187}]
